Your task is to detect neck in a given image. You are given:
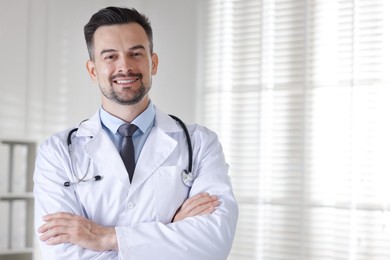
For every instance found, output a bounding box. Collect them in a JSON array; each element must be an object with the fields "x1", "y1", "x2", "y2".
[{"x1": 102, "y1": 97, "x2": 150, "y2": 123}]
